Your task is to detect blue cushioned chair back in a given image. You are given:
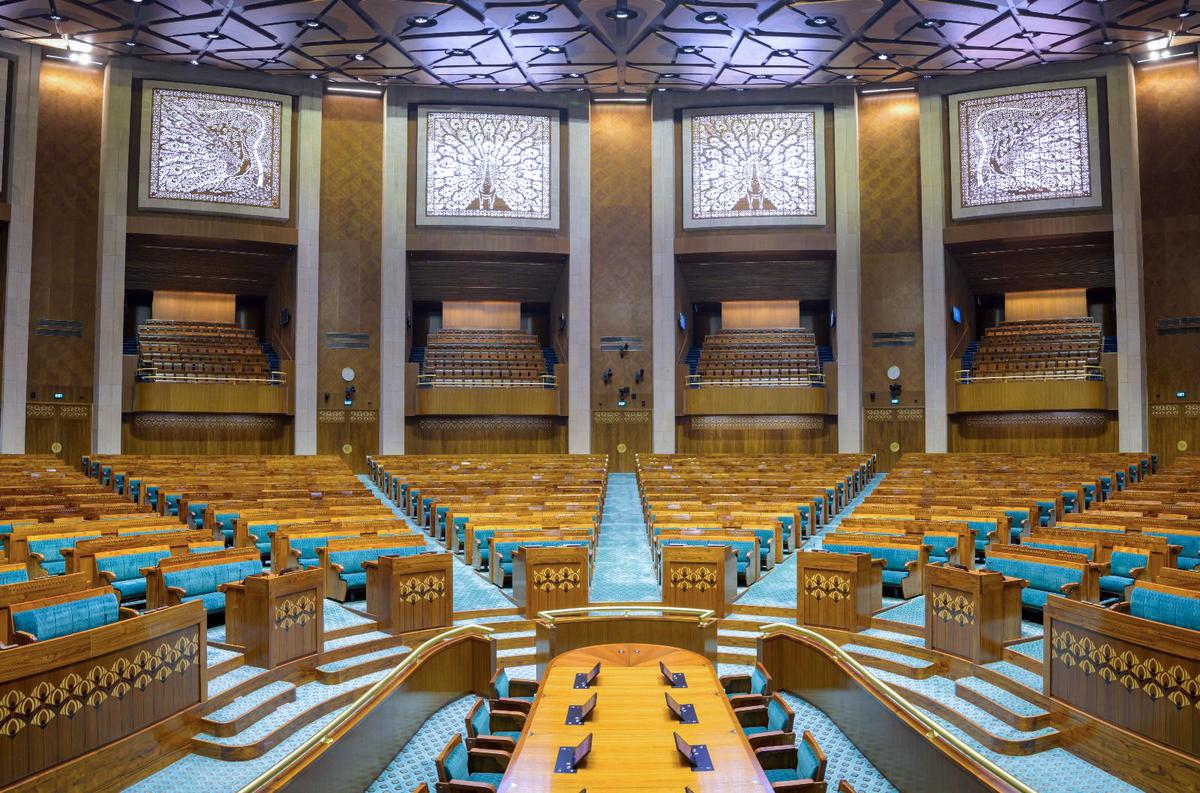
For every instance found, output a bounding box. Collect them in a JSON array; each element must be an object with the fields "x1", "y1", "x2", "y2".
[
  {"x1": 826, "y1": 542, "x2": 917, "y2": 572},
  {"x1": 1024, "y1": 541, "x2": 1093, "y2": 560},
  {"x1": 289, "y1": 534, "x2": 355, "y2": 560},
  {"x1": 923, "y1": 534, "x2": 958, "y2": 557},
  {"x1": 0, "y1": 566, "x2": 28, "y2": 586},
  {"x1": 29, "y1": 534, "x2": 100, "y2": 567},
  {"x1": 1146, "y1": 531, "x2": 1200, "y2": 560},
  {"x1": 329, "y1": 546, "x2": 422, "y2": 575},
  {"x1": 444, "y1": 739, "x2": 469, "y2": 780},
  {"x1": 12, "y1": 593, "x2": 119, "y2": 641},
  {"x1": 796, "y1": 739, "x2": 820, "y2": 779},
  {"x1": 767, "y1": 698, "x2": 788, "y2": 731},
  {"x1": 751, "y1": 666, "x2": 767, "y2": 695},
  {"x1": 494, "y1": 669, "x2": 510, "y2": 698},
  {"x1": 164, "y1": 558, "x2": 264, "y2": 596},
  {"x1": 1130, "y1": 586, "x2": 1200, "y2": 631},
  {"x1": 97, "y1": 548, "x2": 171, "y2": 582},
  {"x1": 1110, "y1": 550, "x2": 1147, "y2": 578},
  {"x1": 985, "y1": 555, "x2": 1082, "y2": 593}
]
